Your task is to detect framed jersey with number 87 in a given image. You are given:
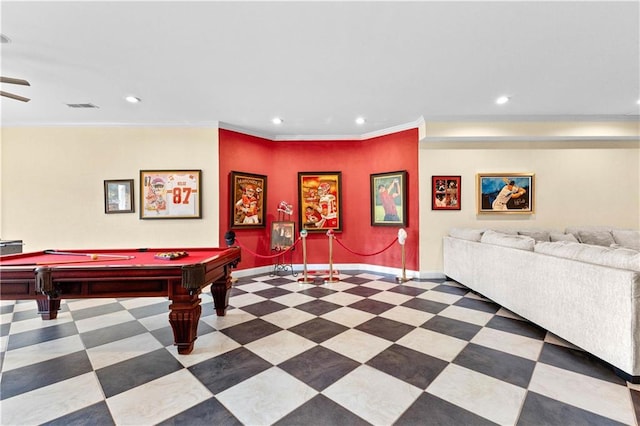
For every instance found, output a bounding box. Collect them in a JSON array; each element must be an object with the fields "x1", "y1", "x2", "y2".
[{"x1": 140, "y1": 170, "x2": 202, "y2": 219}]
